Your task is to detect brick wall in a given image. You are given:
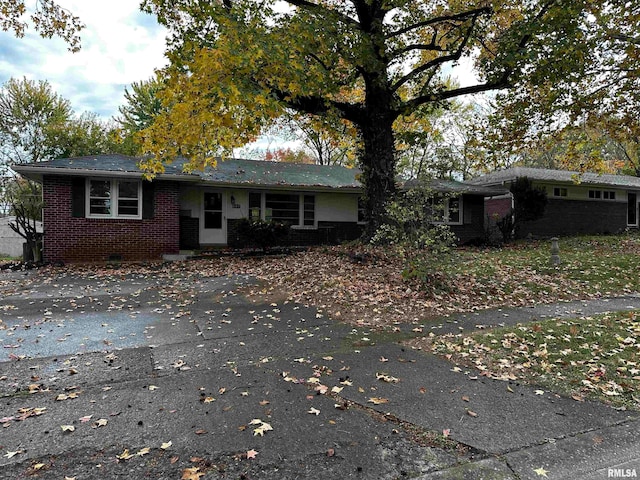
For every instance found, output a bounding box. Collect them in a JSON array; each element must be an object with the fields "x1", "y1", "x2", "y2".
[
  {"x1": 518, "y1": 198, "x2": 627, "y2": 238},
  {"x1": 42, "y1": 176, "x2": 180, "y2": 263}
]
